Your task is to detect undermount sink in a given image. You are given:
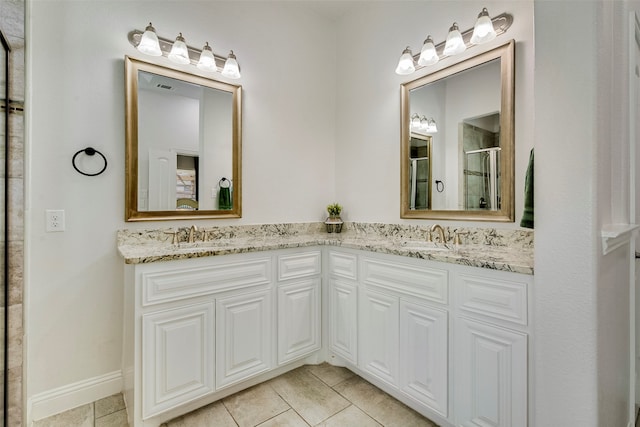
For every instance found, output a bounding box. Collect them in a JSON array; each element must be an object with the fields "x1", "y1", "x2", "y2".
[
  {"x1": 399, "y1": 241, "x2": 451, "y2": 252},
  {"x1": 175, "y1": 240, "x2": 236, "y2": 250}
]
